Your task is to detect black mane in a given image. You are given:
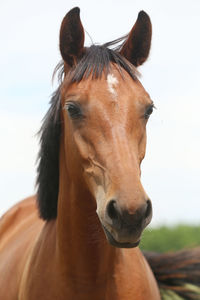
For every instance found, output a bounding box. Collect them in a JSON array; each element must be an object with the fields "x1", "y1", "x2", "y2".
[
  {"x1": 36, "y1": 42, "x2": 138, "y2": 220},
  {"x1": 36, "y1": 88, "x2": 61, "y2": 220}
]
